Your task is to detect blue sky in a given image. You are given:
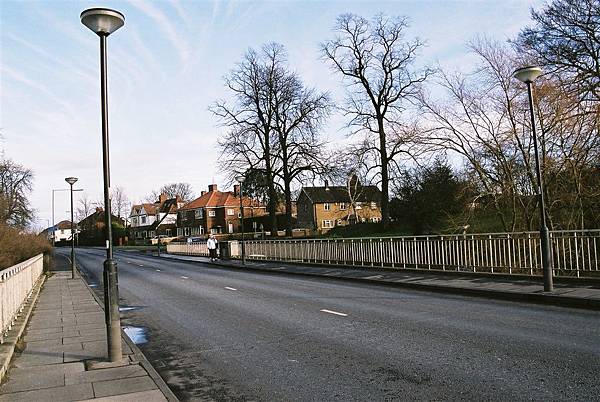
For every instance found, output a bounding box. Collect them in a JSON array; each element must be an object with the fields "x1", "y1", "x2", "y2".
[{"x1": 0, "y1": 0, "x2": 544, "y2": 229}]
